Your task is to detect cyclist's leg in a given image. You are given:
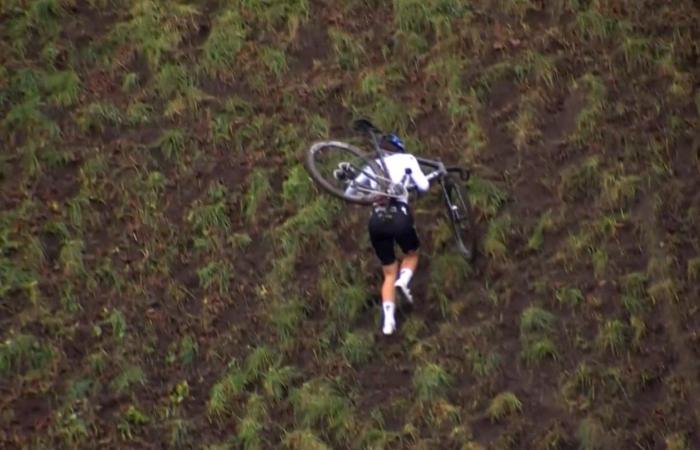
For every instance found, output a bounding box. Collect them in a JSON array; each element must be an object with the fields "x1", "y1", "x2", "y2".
[
  {"x1": 369, "y1": 230, "x2": 398, "y2": 302},
  {"x1": 369, "y1": 212, "x2": 399, "y2": 334},
  {"x1": 400, "y1": 250, "x2": 418, "y2": 279},
  {"x1": 380, "y1": 261, "x2": 399, "y2": 302},
  {"x1": 395, "y1": 206, "x2": 420, "y2": 288}
]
